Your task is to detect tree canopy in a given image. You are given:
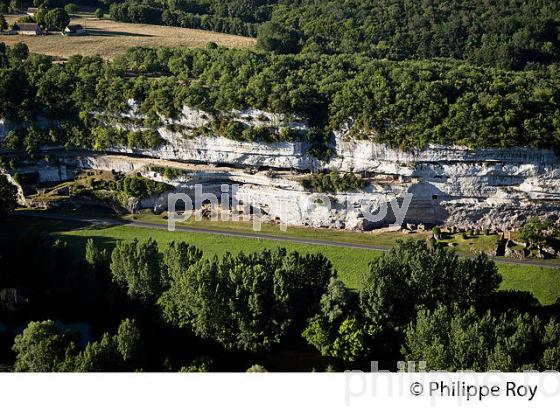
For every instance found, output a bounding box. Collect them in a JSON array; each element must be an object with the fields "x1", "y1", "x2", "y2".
[
  {"x1": 158, "y1": 248, "x2": 335, "y2": 351},
  {"x1": 0, "y1": 174, "x2": 17, "y2": 218},
  {"x1": 101, "y1": 0, "x2": 560, "y2": 69},
  {"x1": 2, "y1": 44, "x2": 560, "y2": 155},
  {"x1": 403, "y1": 306, "x2": 560, "y2": 371}
]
